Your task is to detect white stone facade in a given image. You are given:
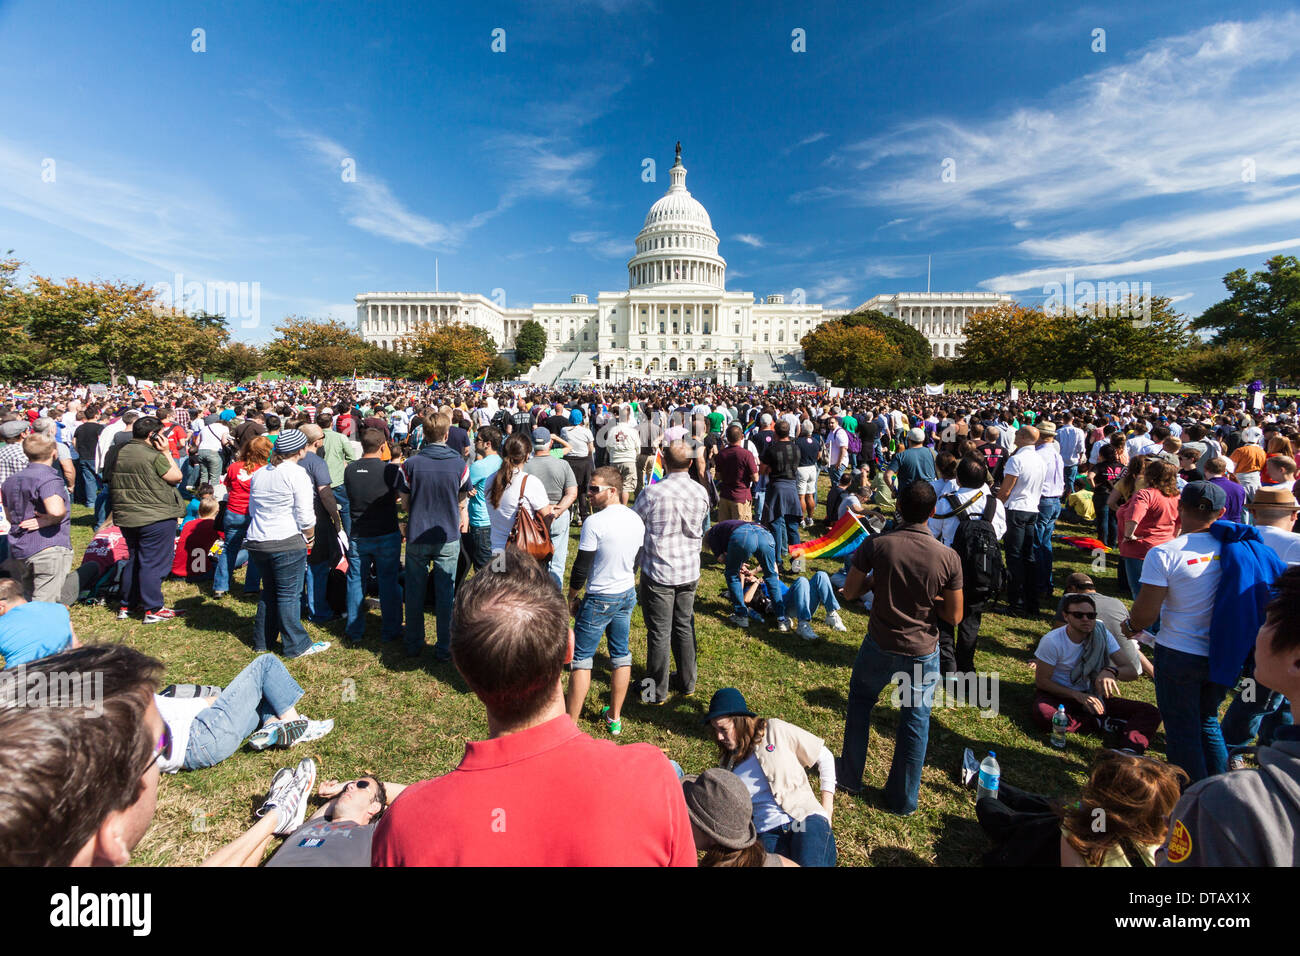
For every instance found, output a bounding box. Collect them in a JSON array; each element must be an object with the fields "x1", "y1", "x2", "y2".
[
  {"x1": 356, "y1": 148, "x2": 1004, "y2": 381},
  {"x1": 854, "y1": 292, "x2": 1014, "y2": 359}
]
